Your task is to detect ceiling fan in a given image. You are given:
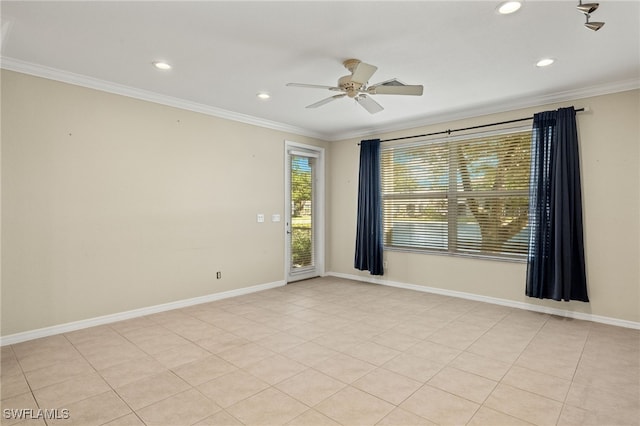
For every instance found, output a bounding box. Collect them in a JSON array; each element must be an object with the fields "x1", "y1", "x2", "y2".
[{"x1": 286, "y1": 59, "x2": 424, "y2": 114}]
